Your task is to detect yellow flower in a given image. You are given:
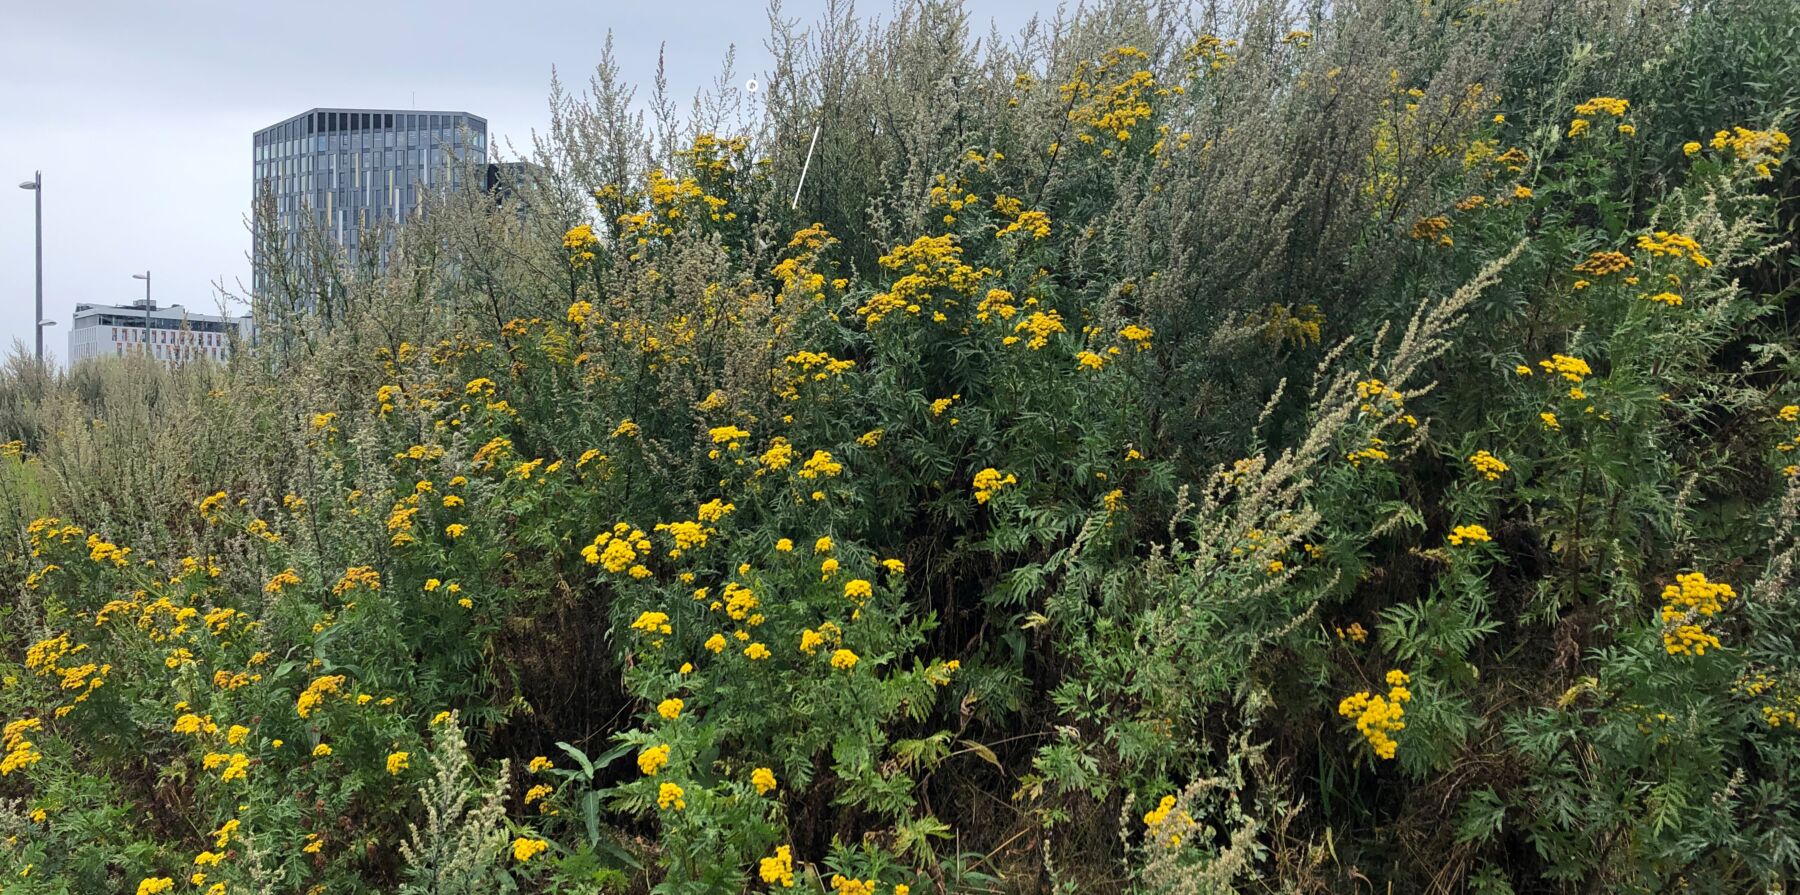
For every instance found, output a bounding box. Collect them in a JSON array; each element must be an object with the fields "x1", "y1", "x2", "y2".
[
  {"x1": 882, "y1": 558, "x2": 906, "y2": 575},
  {"x1": 830, "y1": 649, "x2": 859, "y2": 671},
  {"x1": 658, "y1": 781, "x2": 686, "y2": 810},
  {"x1": 445, "y1": 524, "x2": 467, "y2": 539},
  {"x1": 657, "y1": 698, "x2": 684, "y2": 720},
  {"x1": 312, "y1": 743, "x2": 332, "y2": 757},
  {"x1": 751, "y1": 767, "x2": 778, "y2": 795},
  {"x1": 1660, "y1": 571, "x2": 1737, "y2": 656},
  {"x1": 775, "y1": 538, "x2": 794, "y2": 552},
  {"x1": 638, "y1": 744, "x2": 671, "y2": 776},
  {"x1": 528, "y1": 755, "x2": 554, "y2": 773},
  {"x1": 1468, "y1": 450, "x2": 1509, "y2": 481},
  {"x1": 1447, "y1": 524, "x2": 1491, "y2": 547},
  {"x1": 1338, "y1": 669, "x2": 1414, "y2": 759},
  {"x1": 745, "y1": 643, "x2": 772, "y2": 661},
  {"x1": 709, "y1": 425, "x2": 752, "y2": 445},
  {"x1": 430, "y1": 711, "x2": 452, "y2": 726},
  {"x1": 1684, "y1": 141, "x2": 1702, "y2": 156},
  {"x1": 760, "y1": 845, "x2": 796, "y2": 887},
  {"x1": 137, "y1": 878, "x2": 175, "y2": 895},
  {"x1": 973, "y1": 467, "x2": 1018, "y2": 504},
  {"x1": 631, "y1": 611, "x2": 673, "y2": 635},
  {"x1": 843, "y1": 579, "x2": 873, "y2": 603},
  {"x1": 512, "y1": 837, "x2": 549, "y2": 862},
  {"x1": 264, "y1": 568, "x2": 302, "y2": 594},
  {"x1": 705, "y1": 633, "x2": 728, "y2": 653},
  {"x1": 1540, "y1": 412, "x2": 1561, "y2": 431},
  {"x1": 386, "y1": 751, "x2": 410, "y2": 775}
]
